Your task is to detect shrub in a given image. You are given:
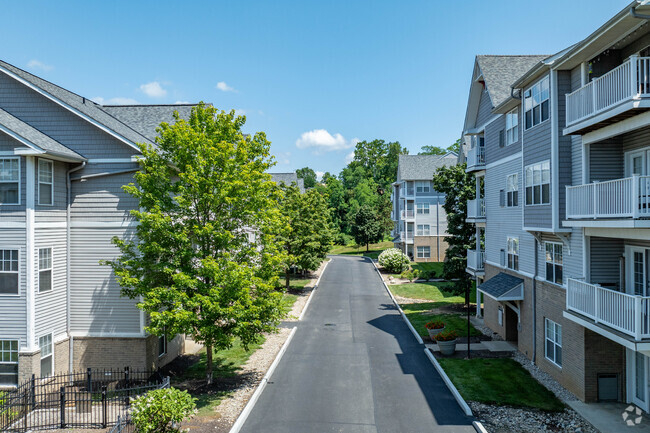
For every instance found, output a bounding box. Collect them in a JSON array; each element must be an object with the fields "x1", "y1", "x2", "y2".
[
  {"x1": 425, "y1": 320, "x2": 444, "y2": 330},
  {"x1": 435, "y1": 330, "x2": 458, "y2": 342},
  {"x1": 378, "y1": 248, "x2": 410, "y2": 273},
  {"x1": 400, "y1": 268, "x2": 421, "y2": 282},
  {"x1": 420, "y1": 269, "x2": 437, "y2": 281},
  {"x1": 131, "y1": 387, "x2": 197, "y2": 433},
  {"x1": 333, "y1": 232, "x2": 348, "y2": 246}
]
